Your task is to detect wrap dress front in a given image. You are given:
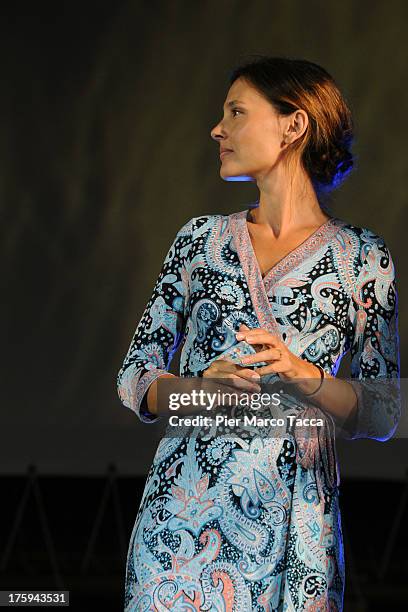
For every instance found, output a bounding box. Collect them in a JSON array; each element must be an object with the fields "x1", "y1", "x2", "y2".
[{"x1": 117, "y1": 207, "x2": 400, "y2": 611}]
